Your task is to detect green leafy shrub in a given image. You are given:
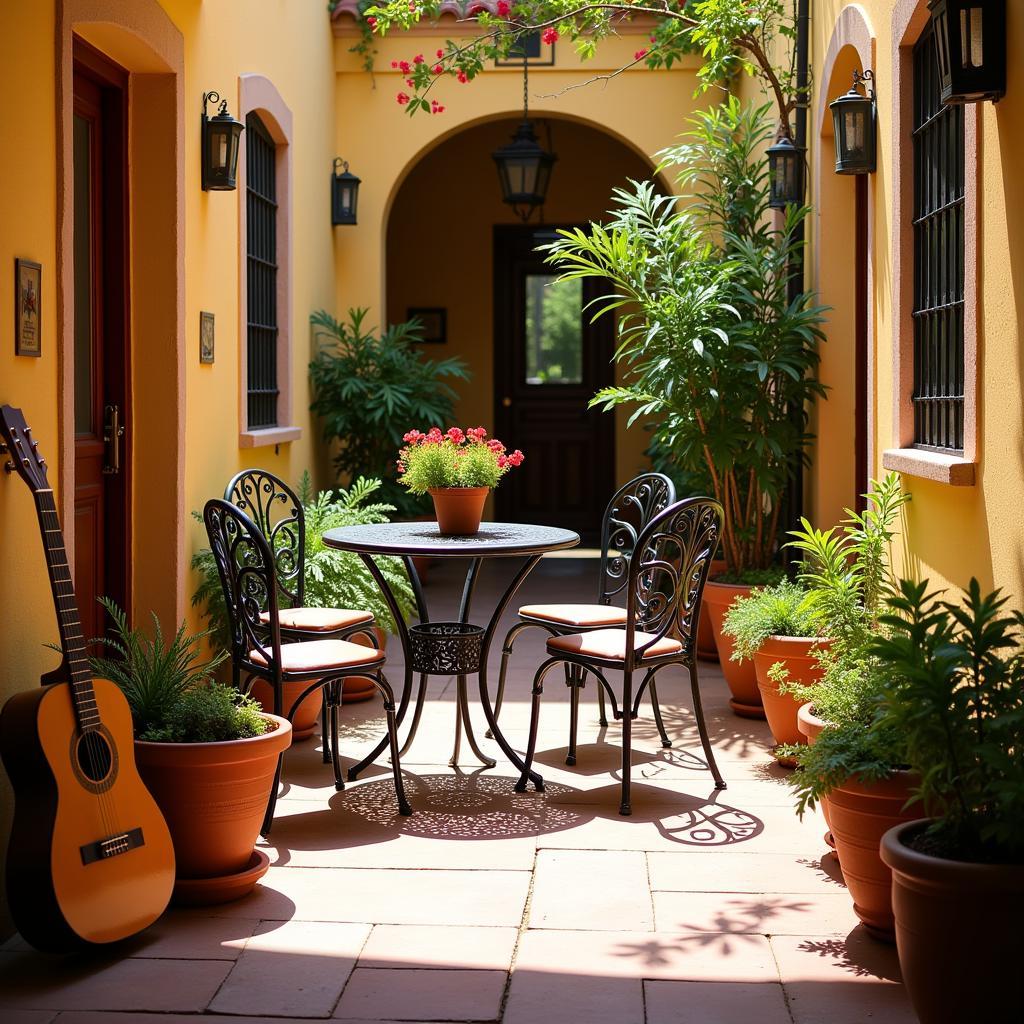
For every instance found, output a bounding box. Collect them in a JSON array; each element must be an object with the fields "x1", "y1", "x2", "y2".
[
  {"x1": 191, "y1": 475, "x2": 416, "y2": 651},
  {"x1": 722, "y1": 579, "x2": 821, "y2": 662},
  {"x1": 309, "y1": 308, "x2": 469, "y2": 516},
  {"x1": 871, "y1": 579, "x2": 1024, "y2": 863},
  {"x1": 139, "y1": 683, "x2": 269, "y2": 744}
]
